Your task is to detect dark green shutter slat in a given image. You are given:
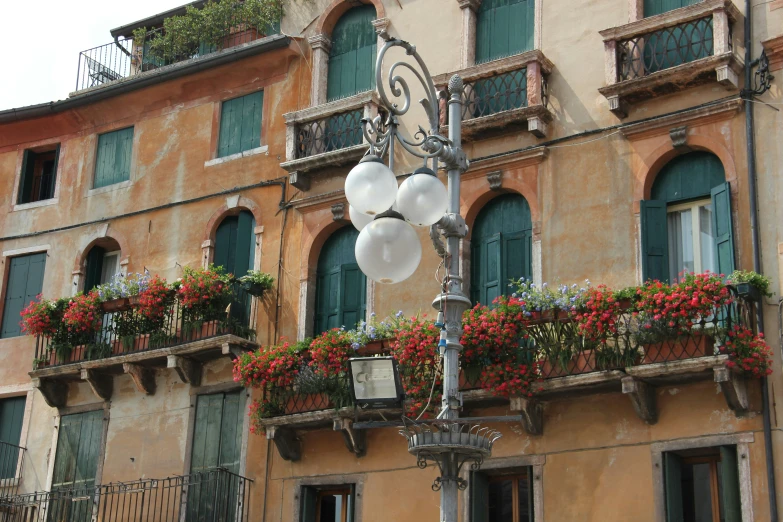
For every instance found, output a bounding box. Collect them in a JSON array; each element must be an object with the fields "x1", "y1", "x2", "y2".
[
  {"x1": 239, "y1": 92, "x2": 263, "y2": 153},
  {"x1": 652, "y1": 152, "x2": 726, "y2": 203},
  {"x1": 217, "y1": 391, "x2": 244, "y2": 474},
  {"x1": 214, "y1": 217, "x2": 236, "y2": 274},
  {"x1": 95, "y1": 128, "x2": 132, "y2": 188},
  {"x1": 84, "y1": 247, "x2": 105, "y2": 293},
  {"x1": 340, "y1": 264, "x2": 365, "y2": 329},
  {"x1": 1, "y1": 253, "x2": 46, "y2": 339},
  {"x1": 315, "y1": 228, "x2": 365, "y2": 334},
  {"x1": 711, "y1": 182, "x2": 735, "y2": 277},
  {"x1": 0, "y1": 397, "x2": 26, "y2": 479},
  {"x1": 640, "y1": 200, "x2": 669, "y2": 283},
  {"x1": 219, "y1": 92, "x2": 263, "y2": 157},
  {"x1": 720, "y1": 446, "x2": 742, "y2": 522},
  {"x1": 300, "y1": 486, "x2": 318, "y2": 522},
  {"x1": 327, "y1": 6, "x2": 376, "y2": 101},
  {"x1": 663, "y1": 452, "x2": 684, "y2": 522},
  {"x1": 192, "y1": 391, "x2": 245, "y2": 474},
  {"x1": 470, "y1": 471, "x2": 489, "y2": 522},
  {"x1": 476, "y1": 0, "x2": 534, "y2": 64},
  {"x1": 48, "y1": 144, "x2": 60, "y2": 198},
  {"x1": 484, "y1": 234, "x2": 502, "y2": 306},
  {"x1": 18, "y1": 150, "x2": 34, "y2": 204},
  {"x1": 644, "y1": 0, "x2": 700, "y2": 16},
  {"x1": 52, "y1": 410, "x2": 102, "y2": 490},
  {"x1": 114, "y1": 127, "x2": 133, "y2": 184},
  {"x1": 503, "y1": 231, "x2": 531, "y2": 292},
  {"x1": 236, "y1": 211, "x2": 255, "y2": 277}
]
